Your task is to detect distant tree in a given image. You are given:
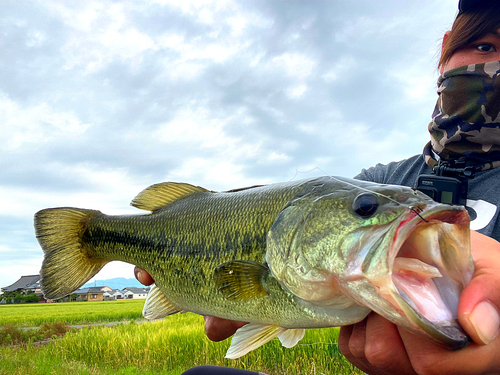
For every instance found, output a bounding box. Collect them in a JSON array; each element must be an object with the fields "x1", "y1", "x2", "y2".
[
  {"x1": 1, "y1": 291, "x2": 15, "y2": 300},
  {"x1": 0, "y1": 291, "x2": 41, "y2": 303},
  {"x1": 23, "y1": 294, "x2": 41, "y2": 303}
]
